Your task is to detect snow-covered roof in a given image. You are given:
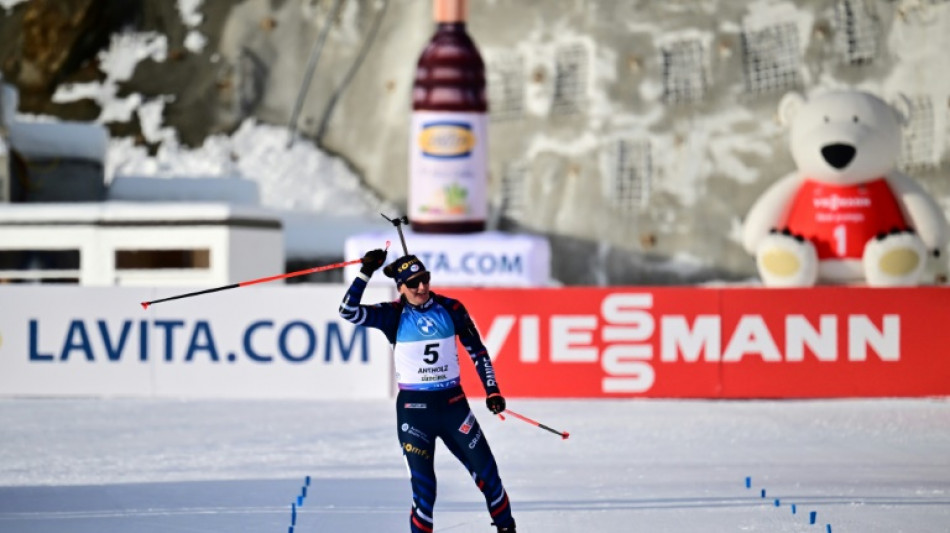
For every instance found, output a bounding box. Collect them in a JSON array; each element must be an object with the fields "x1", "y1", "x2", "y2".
[
  {"x1": 0, "y1": 200, "x2": 392, "y2": 259},
  {"x1": 0, "y1": 201, "x2": 280, "y2": 226},
  {"x1": 7, "y1": 120, "x2": 108, "y2": 162},
  {"x1": 2, "y1": 80, "x2": 108, "y2": 162},
  {"x1": 108, "y1": 176, "x2": 260, "y2": 206}
]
